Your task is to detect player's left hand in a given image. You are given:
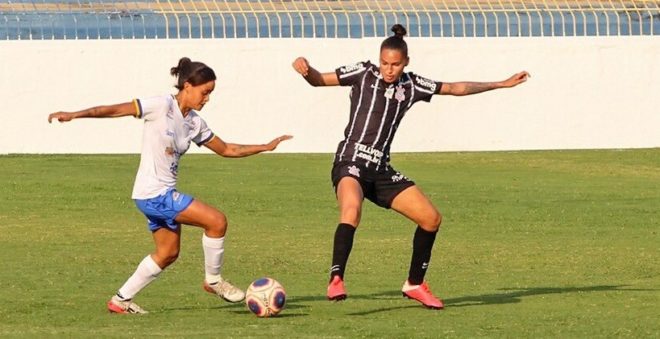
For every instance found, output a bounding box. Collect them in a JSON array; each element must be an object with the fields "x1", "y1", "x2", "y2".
[
  {"x1": 265, "y1": 135, "x2": 293, "y2": 151},
  {"x1": 502, "y1": 71, "x2": 531, "y2": 88},
  {"x1": 48, "y1": 111, "x2": 74, "y2": 123}
]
